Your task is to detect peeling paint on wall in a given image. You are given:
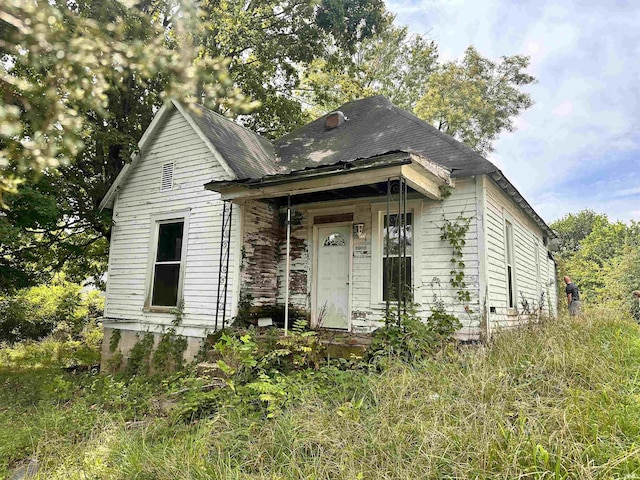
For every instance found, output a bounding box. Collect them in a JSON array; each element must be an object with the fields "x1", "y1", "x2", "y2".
[{"x1": 241, "y1": 200, "x2": 280, "y2": 307}]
